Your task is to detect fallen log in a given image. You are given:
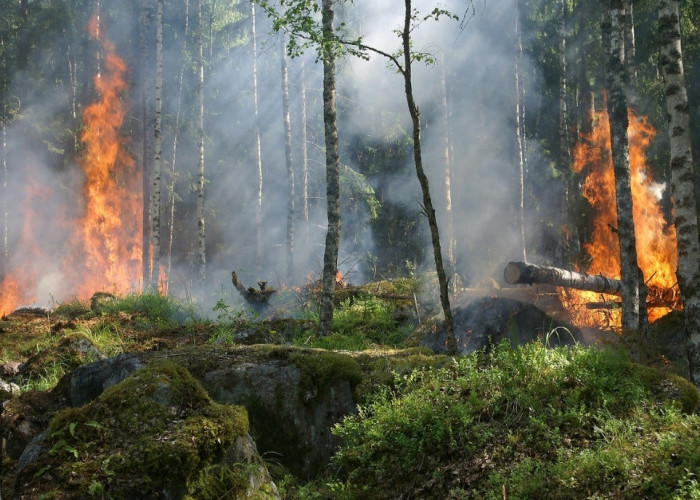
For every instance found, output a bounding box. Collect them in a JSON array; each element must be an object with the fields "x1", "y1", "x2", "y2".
[{"x1": 504, "y1": 261, "x2": 622, "y2": 295}]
